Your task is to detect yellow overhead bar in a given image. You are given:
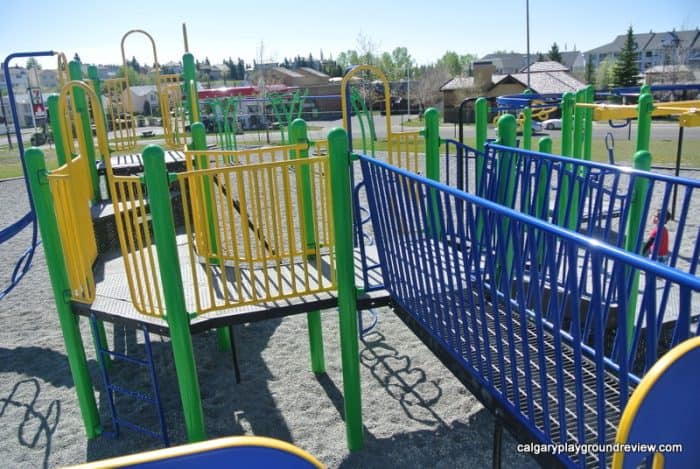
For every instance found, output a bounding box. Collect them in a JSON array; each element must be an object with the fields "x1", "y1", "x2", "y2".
[{"x1": 577, "y1": 101, "x2": 700, "y2": 126}]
